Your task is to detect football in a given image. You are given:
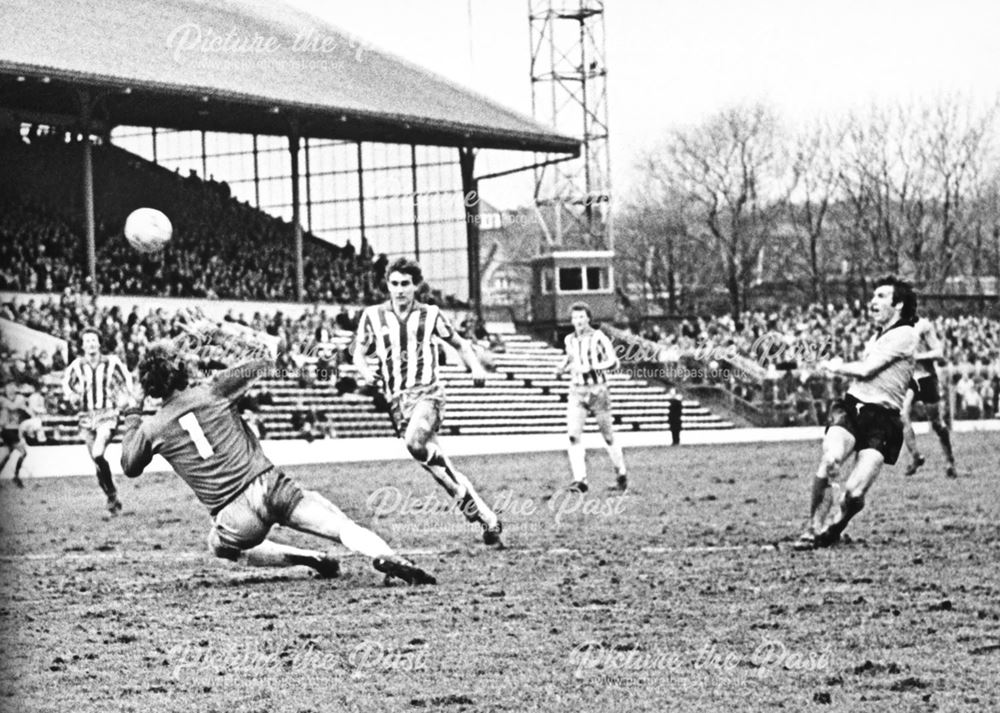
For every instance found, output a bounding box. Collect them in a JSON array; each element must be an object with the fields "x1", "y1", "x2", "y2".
[{"x1": 124, "y1": 207, "x2": 172, "y2": 253}]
